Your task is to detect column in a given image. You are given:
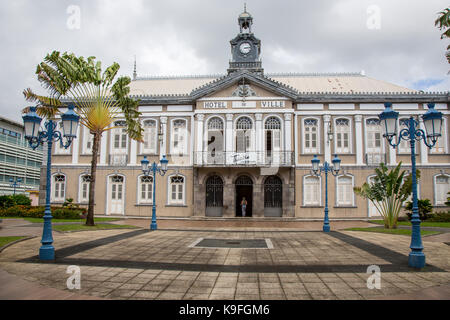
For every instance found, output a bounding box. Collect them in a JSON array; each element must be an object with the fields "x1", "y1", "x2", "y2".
[
  {"x1": 255, "y1": 113, "x2": 263, "y2": 164},
  {"x1": 195, "y1": 114, "x2": 204, "y2": 165},
  {"x1": 160, "y1": 117, "x2": 168, "y2": 157},
  {"x1": 99, "y1": 131, "x2": 107, "y2": 165},
  {"x1": 419, "y1": 118, "x2": 428, "y2": 165},
  {"x1": 354, "y1": 115, "x2": 363, "y2": 165},
  {"x1": 323, "y1": 114, "x2": 331, "y2": 163},
  {"x1": 284, "y1": 113, "x2": 293, "y2": 166},
  {"x1": 71, "y1": 125, "x2": 80, "y2": 164},
  {"x1": 225, "y1": 114, "x2": 234, "y2": 164}
]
